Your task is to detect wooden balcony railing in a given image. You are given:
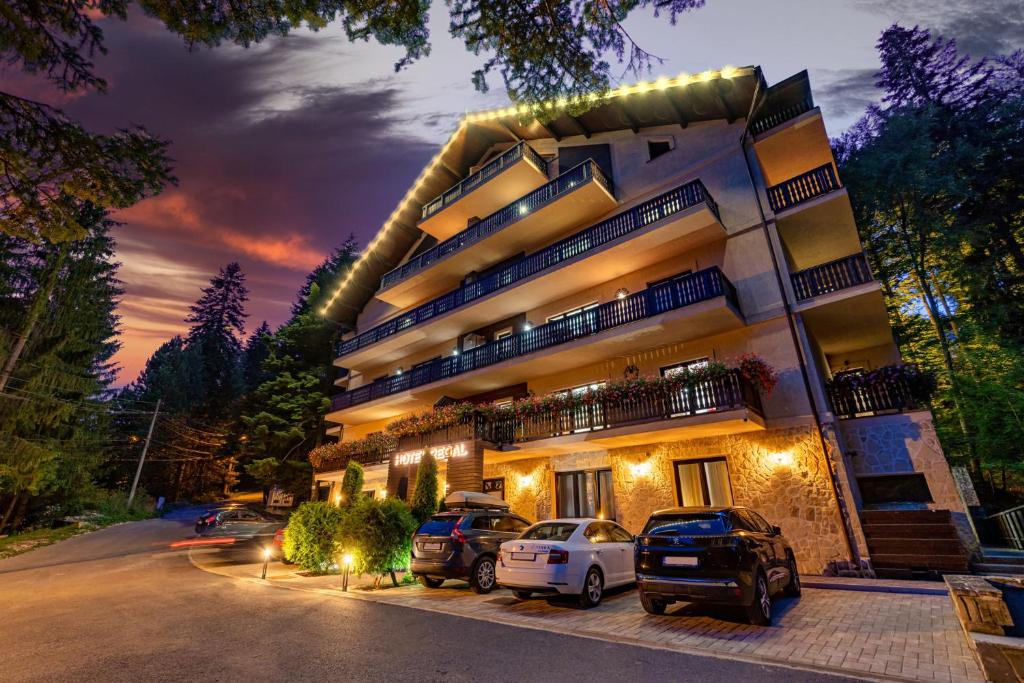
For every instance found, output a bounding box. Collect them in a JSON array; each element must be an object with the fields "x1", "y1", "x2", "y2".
[
  {"x1": 420, "y1": 141, "x2": 548, "y2": 220},
  {"x1": 313, "y1": 444, "x2": 394, "y2": 473},
  {"x1": 791, "y1": 252, "x2": 872, "y2": 301},
  {"x1": 750, "y1": 97, "x2": 814, "y2": 136},
  {"x1": 331, "y1": 266, "x2": 738, "y2": 412},
  {"x1": 766, "y1": 163, "x2": 840, "y2": 213},
  {"x1": 338, "y1": 179, "x2": 719, "y2": 358},
  {"x1": 380, "y1": 159, "x2": 612, "y2": 291},
  {"x1": 321, "y1": 371, "x2": 762, "y2": 470},
  {"x1": 482, "y1": 370, "x2": 761, "y2": 445},
  {"x1": 827, "y1": 376, "x2": 923, "y2": 419}
]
